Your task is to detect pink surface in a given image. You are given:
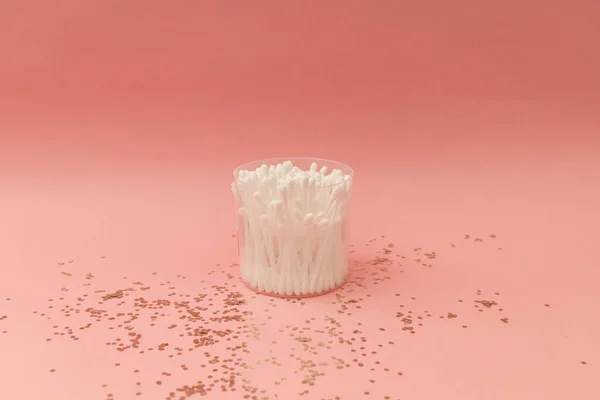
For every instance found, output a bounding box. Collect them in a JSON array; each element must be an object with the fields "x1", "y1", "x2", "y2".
[{"x1": 1, "y1": 1, "x2": 600, "y2": 399}]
